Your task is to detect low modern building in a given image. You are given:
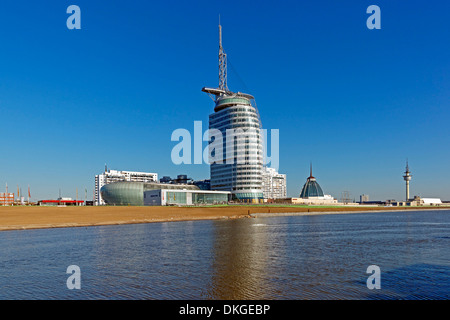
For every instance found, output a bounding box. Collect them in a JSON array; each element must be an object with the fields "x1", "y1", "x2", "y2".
[
  {"x1": 100, "y1": 181, "x2": 199, "y2": 206},
  {"x1": 393, "y1": 196, "x2": 443, "y2": 207},
  {"x1": 144, "y1": 189, "x2": 231, "y2": 206},
  {"x1": 38, "y1": 197, "x2": 84, "y2": 206},
  {"x1": 262, "y1": 167, "x2": 287, "y2": 200},
  {"x1": 271, "y1": 196, "x2": 338, "y2": 205},
  {"x1": 95, "y1": 168, "x2": 158, "y2": 205},
  {"x1": 0, "y1": 193, "x2": 14, "y2": 206}
]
